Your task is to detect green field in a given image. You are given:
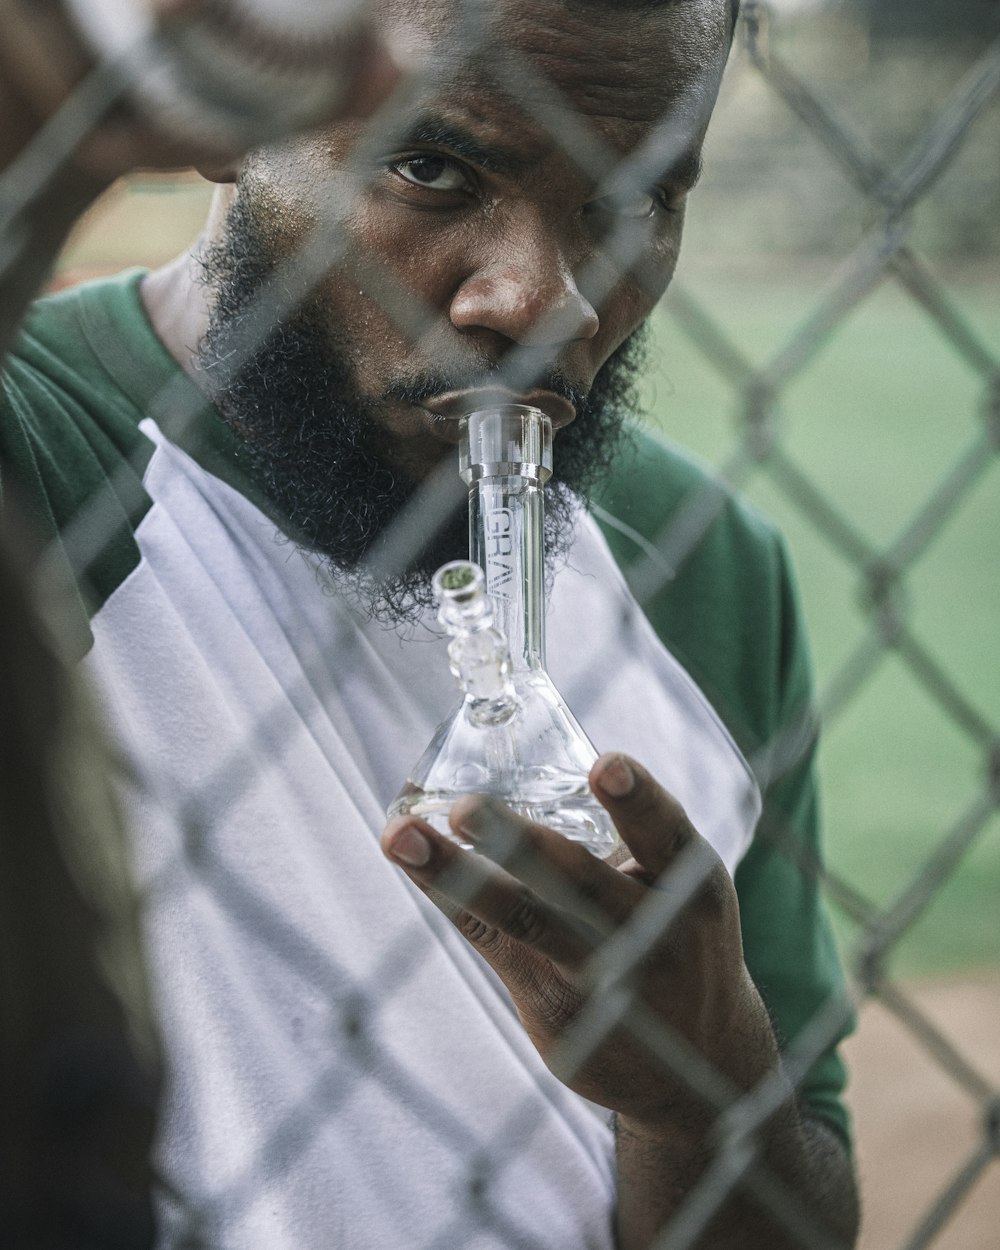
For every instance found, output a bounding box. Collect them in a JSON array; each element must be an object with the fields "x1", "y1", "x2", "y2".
[{"x1": 641, "y1": 275, "x2": 1000, "y2": 979}]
